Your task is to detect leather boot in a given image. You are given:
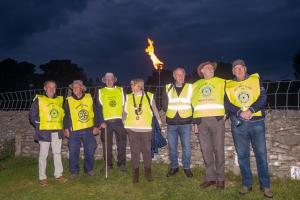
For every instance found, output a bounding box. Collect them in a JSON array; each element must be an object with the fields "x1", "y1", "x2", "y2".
[
  {"x1": 144, "y1": 167, "x2": 154, "y2": 182},
  {"x1": 132, "y1": 168, "x2": 139, "y2": 184}
]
